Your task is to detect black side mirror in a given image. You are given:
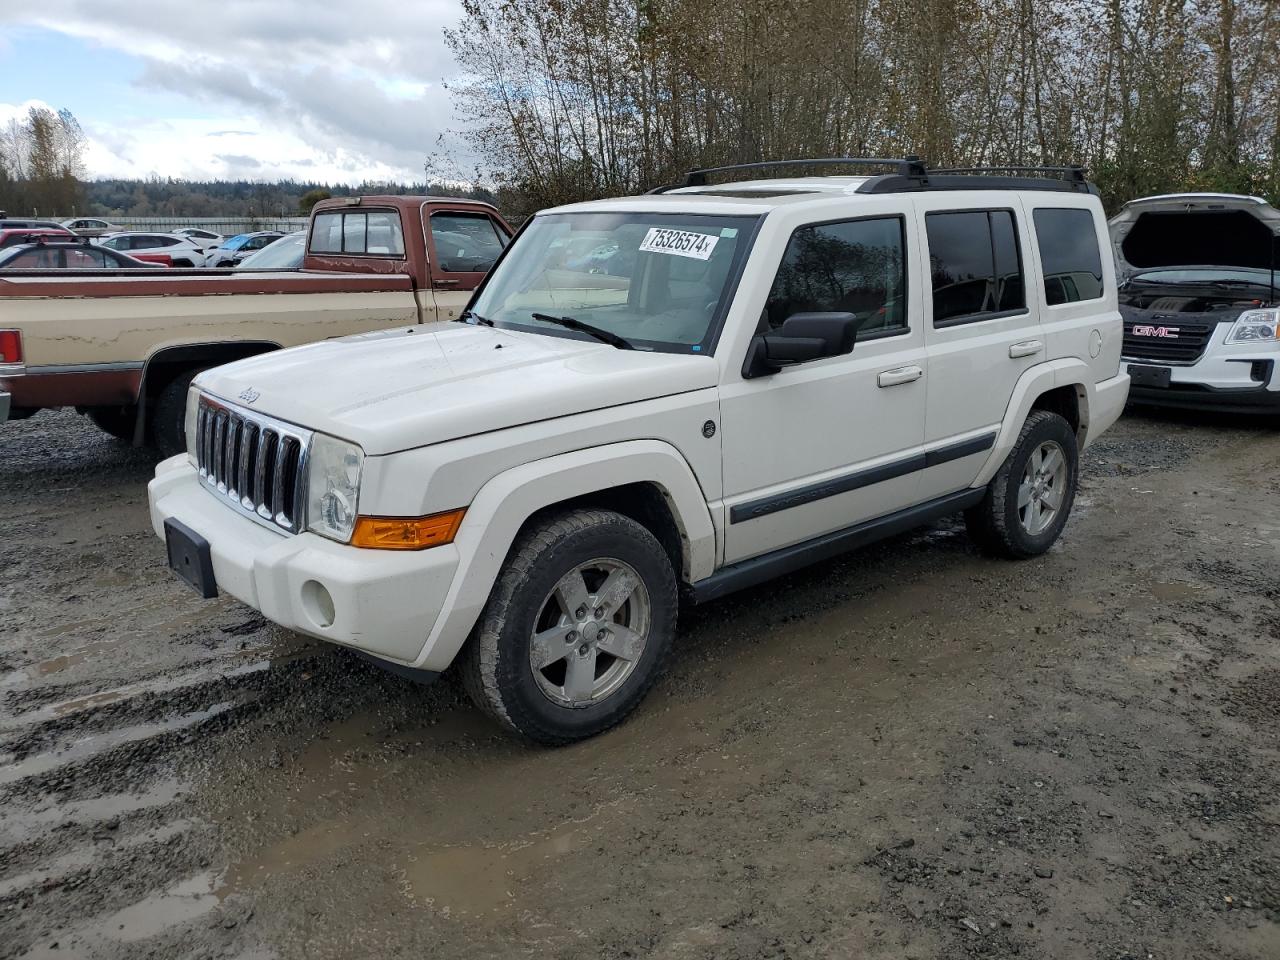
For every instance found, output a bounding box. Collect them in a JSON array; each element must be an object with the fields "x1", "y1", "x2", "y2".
[{"x1": 743, "y1": 312, "x2": 860, "y2": 378}]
